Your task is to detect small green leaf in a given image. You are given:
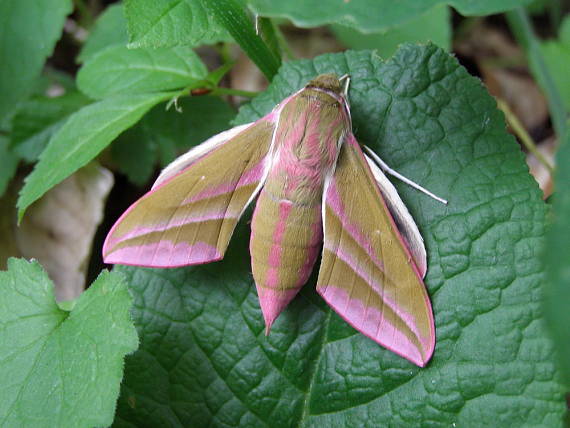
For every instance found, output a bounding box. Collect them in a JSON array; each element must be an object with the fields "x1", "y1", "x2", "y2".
[
  {"x1": 124, "y1": 0, "x2": 231, "y2": 48},
  {"x1": 10, "y1": 92, "x2": 90, "y2": 162},
  {"x1": 0, "y1": 0, "x2": 72, "y2": 122},
  {"x1": 115, "y1": 46, "x2": 565, "y2": 427},
  {"x1": 203, "y1": 0, "x2": 281, "y2": 80},
  {"x1": 248, "y1": 0, "x2": 531, "y2": 33},
  {"x1": 77, "y1": 45, "x2": 208, "y2": 99},
  {"x1": 112, "y1": 96, "x2": 235, "y2": 186},
  {"x1": 77, "y1": 3, "x2": 129, "y2": 63},
  {"x1": 545, "y1": 126, "x2": 570, "y2": 385},
  {"x1": 0, "y1": 136, "x2": 18, "y2": 198},
  {"x1": 332, "y1": 5, "x2": 451, "y2": 58},
  {"x1": 17, "y1": 91, "x2": 176, "y2": 219},
  {"x1": 0, "y1": 258, "x2": 138, "y2": 428}
]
